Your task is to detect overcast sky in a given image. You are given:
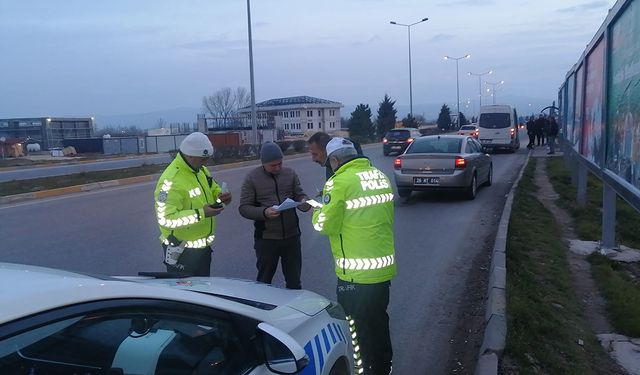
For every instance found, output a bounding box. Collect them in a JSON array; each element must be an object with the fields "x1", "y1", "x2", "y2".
[{"x1": 0, "y1": 0, "x2": 618, "y2": 120}]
